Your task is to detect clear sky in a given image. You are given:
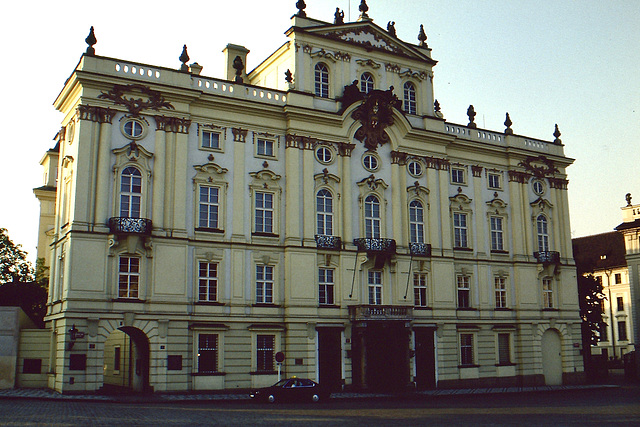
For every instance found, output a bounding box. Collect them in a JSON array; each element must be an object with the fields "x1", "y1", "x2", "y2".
[{"x1": 1, "y1": 0, "x2": 639, "y2": 263}]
